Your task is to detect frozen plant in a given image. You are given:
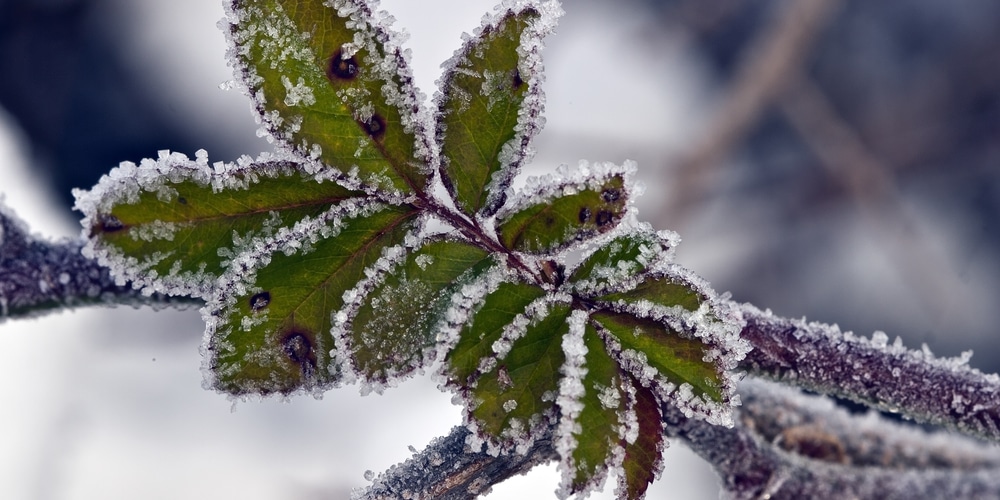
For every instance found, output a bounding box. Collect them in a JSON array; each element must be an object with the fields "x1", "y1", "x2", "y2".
[{"x1": 2, "y1": 0, "x2": 1000, "y2": 499}]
